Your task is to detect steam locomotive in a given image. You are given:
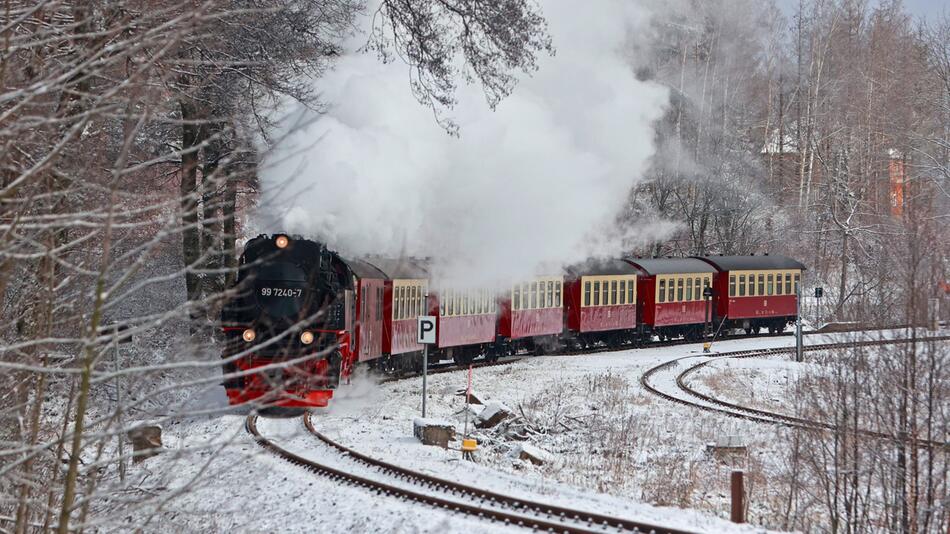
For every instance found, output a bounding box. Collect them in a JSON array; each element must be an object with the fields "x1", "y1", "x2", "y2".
[{"x1": 220, "y1": 234, "x2": 355, "y2": 407}]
